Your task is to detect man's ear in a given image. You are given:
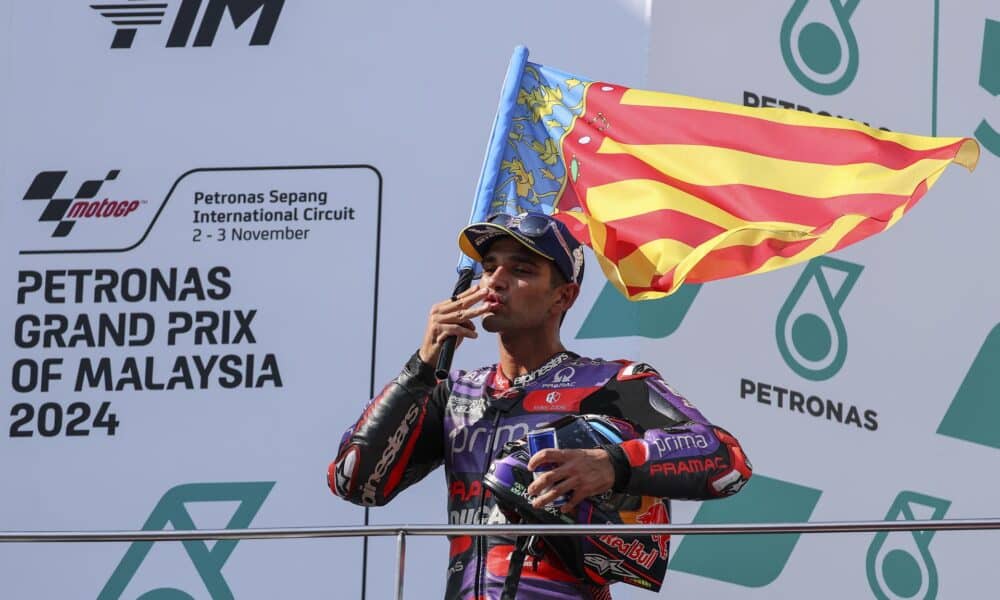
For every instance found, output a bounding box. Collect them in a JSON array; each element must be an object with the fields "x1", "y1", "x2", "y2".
[{"x1": 554, "y1": 282, "x2": 581, "y2": 314}]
